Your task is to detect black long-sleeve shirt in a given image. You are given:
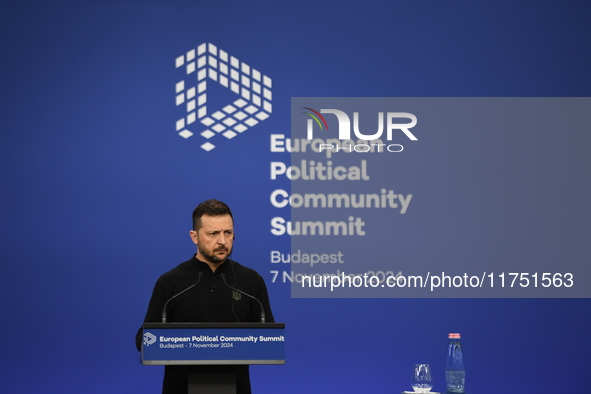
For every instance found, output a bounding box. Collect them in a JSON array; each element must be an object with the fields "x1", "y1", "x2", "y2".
[{"x1": 136, "y1": 255, "x2": 274, "y2": 394}]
